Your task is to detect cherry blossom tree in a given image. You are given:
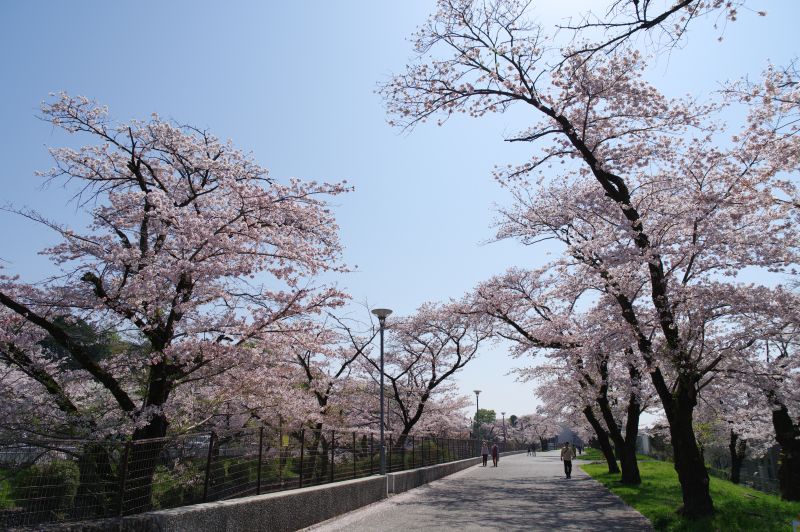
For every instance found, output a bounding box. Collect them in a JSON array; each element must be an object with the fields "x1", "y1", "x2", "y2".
[
  {"x1": 560, "y1": 0, "x2": 756, "y2": 61},
  {"x1": 281, "y1": 316, "x2": 378, "y2": 482},
  {"x1": 381, "y1": 0, "x2": 797, "y2": 514},
  {"x1": 692, "y1": 377, "x2": 774, "y2": 484},
  {"x1": 361, "y1": 301, "x2": 492, "y2": 447},
  {"x1": 720, "y1": 286, "x2": 800, "y2": 499},
  {"x1": 0, "y1": 93, "x2": 349, "y2": 507},
  {"x1": 469, "y1": 268, "x2": 654, "y2": 482},
  {"x1": 507, "y1": 411, "x2": 558, "y2": 450}
]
